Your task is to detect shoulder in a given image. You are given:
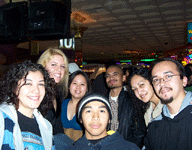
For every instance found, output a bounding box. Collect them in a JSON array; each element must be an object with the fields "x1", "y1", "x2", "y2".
[
  {"x1": 107, "y1": 132, "x2": 140, "y2": 149},
  {"x1": 70, "y1": 136, "x2": 88, "y2": 149},
  {"x1": 34, "y1": 109, "x2": 52, "y2": 130},
  {"x1": 62, "y1": 99, "x2": 71, "y2": 105}
]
